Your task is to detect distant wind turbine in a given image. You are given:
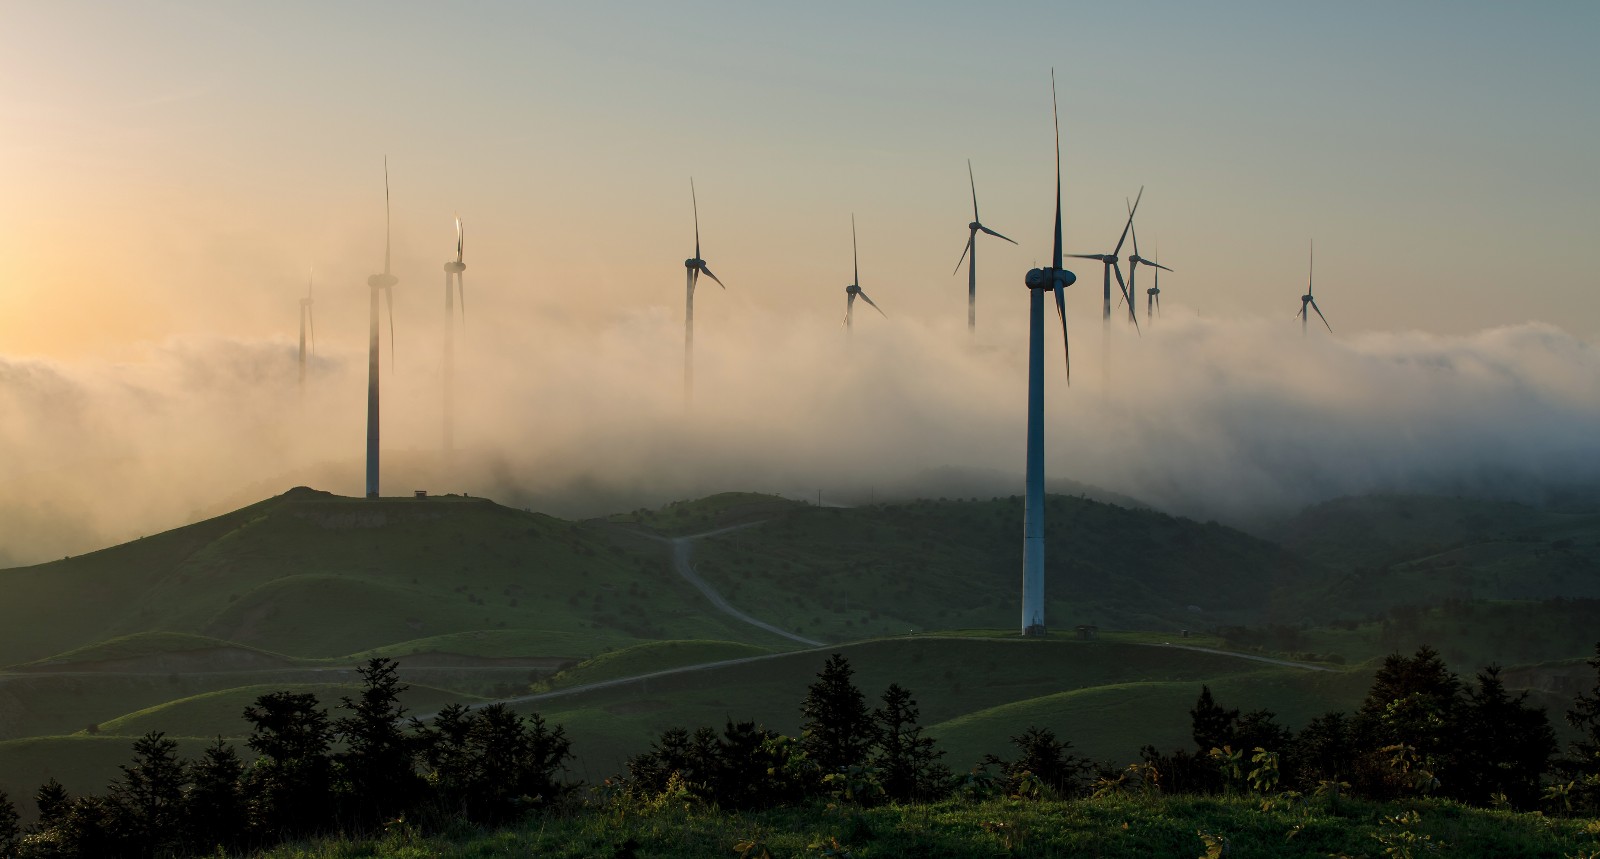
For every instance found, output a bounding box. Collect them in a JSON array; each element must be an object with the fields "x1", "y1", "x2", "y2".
[
  {"x1": 844, "y1": 215, "x2": 886, "y2": 335},
  {"x1": 1067, "y1": 187, "x2": 1143, "y2": 332},
  {"x1": 1018, "y1": 71, "x2": 1077, "y2": 637},
  {"x1": 953, "y1": 160, "x2": 1016, "y2": 334},
  {"x1": 1296, "y1": 240, "x2": 1331, "y2": 335},
  {"x1": 442, "y1": 215, "x2": 465, "y2": 454},
  {"x1": 1123, "y1": 200, "x2": 1171, "y2": 327},
  {"x1": 365, "y1": 158, "x2": 398, "y2": 499},
  {"x1": 683, "y1": 178, "x2": 726, "y2": 403},
  {"x1": 298, "y1": 267, "x2": 315, "y2": 392},
  {"x1": 1146, "y1": 240, "x2": 1164, "y2": 320}
]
